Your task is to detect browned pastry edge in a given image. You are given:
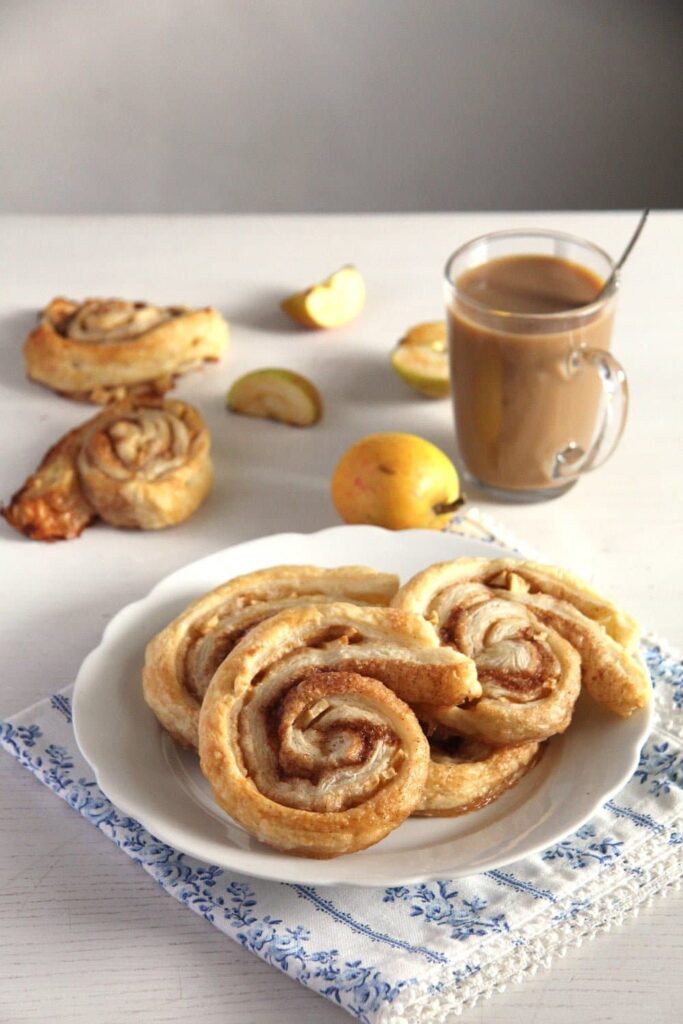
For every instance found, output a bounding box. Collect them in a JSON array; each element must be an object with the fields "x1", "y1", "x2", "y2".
[
  {"x1": 414, "y1": 737, "x2": 544, "y2": 817},
  {"x1": 24, "y1": 297, "x2": 228, "y2": 405},
  {"x1": 53, "y1": 374, "x2": 177, "y2": 405},
  {"x1": 1, "y1": 420, "x2": 95, "y2": 541},
  {"x1": 142, "y1": 566, "x2": 400, "y2": 750},
  {"x1": 2, "y1": 397, "x2": 211, "y2": 541}
]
